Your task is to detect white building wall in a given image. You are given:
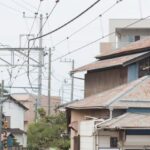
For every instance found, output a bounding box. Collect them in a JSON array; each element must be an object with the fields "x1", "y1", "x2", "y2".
[
  {"x1": 117, "y1": 29, "x2": 150, "y2": 48},
  {"x1": 80, "y1": 120, "x2": 95, "y2": 150},
  {"x1": 3, "y1": 101, "x2": 25, "y2": 130},
  {"x1": 124, "y1": 135, "x2": 150, "y2": 146},
  {"x1": 109, "y1": 19, "x2": 150, "y2": 42},
  {"x1": 15, "y1": 133, "x2": 27, "y2": 147}
]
